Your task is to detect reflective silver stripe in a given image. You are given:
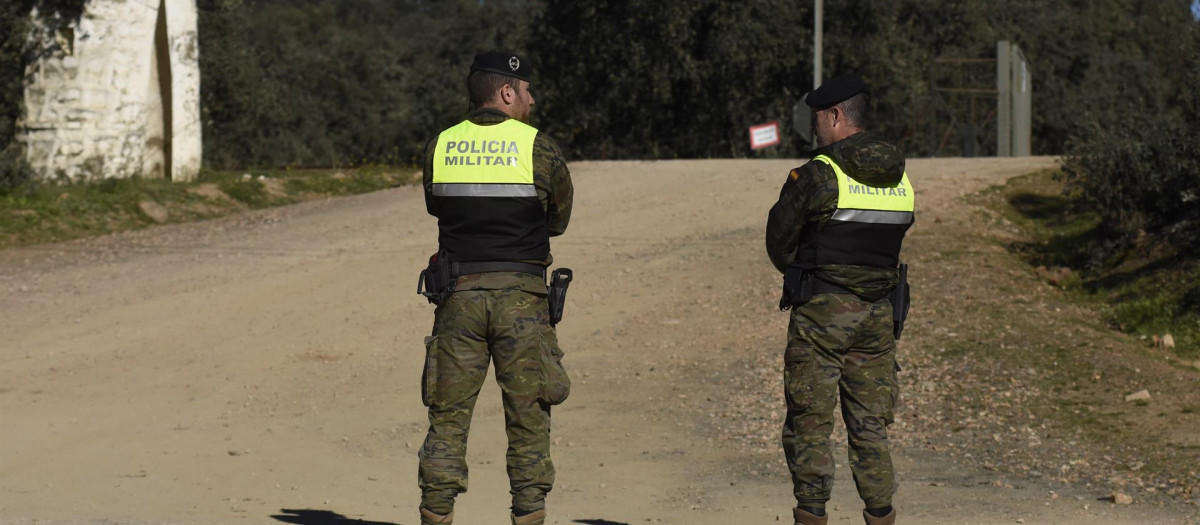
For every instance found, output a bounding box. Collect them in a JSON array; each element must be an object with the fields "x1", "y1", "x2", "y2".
[
  {"x1": 432, "y1": 183, "x2": 537, "y2": 197},
  {"x1": 830, "y1": 209, "x2": 914, "y2": 224}
]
